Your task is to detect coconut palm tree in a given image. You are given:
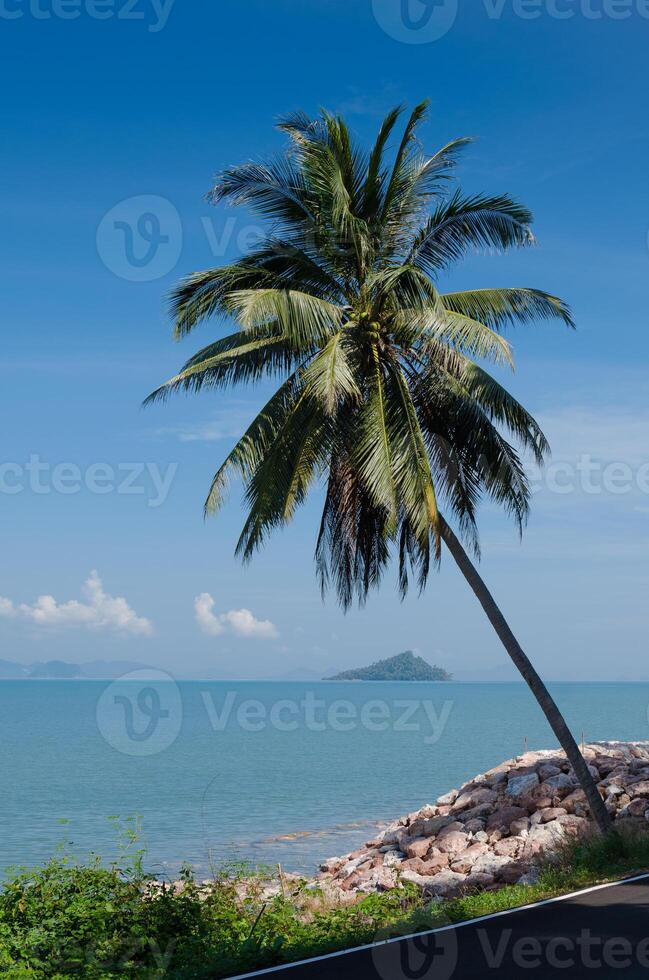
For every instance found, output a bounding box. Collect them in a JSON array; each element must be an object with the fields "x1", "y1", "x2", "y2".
[{"x1": 146, "y1": 102, "x2": 611, "y2": 834}]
